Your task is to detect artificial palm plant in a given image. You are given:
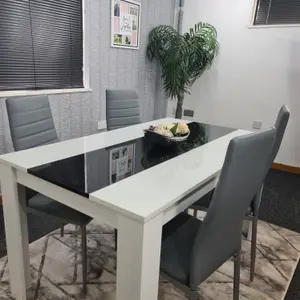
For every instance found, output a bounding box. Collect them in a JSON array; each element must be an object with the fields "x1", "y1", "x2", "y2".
[{"x1": 147, "y1": 22, "x2": 219, "y2": 119}]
